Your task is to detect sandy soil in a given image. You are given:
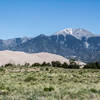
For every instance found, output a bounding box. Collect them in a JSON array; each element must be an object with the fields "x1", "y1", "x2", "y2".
[{"x1": 0, "y1": 50, "x2": 70, "y2": 66}]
